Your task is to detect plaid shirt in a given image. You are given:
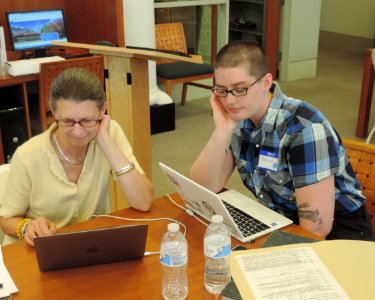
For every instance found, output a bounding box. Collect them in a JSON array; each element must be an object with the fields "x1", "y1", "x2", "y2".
[{"x1": 231, "y1": 83, "x2": 365, "y2": 222}]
